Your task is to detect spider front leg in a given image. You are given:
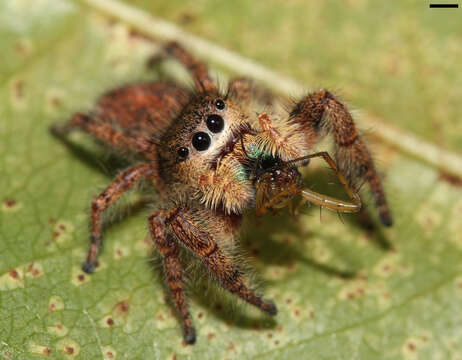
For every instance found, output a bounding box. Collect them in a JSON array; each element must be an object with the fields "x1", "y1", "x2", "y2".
[
  {"x1": 165, "y1": 207, "x2": 277, "y2": 316},
  {"x1": 197, "y1": 162, "x2": 255, "y2": 214},
  {"x1": 290, "y1": 90, "x2": 393, "y2": 226},
  {"x1": 82, "y1": 163, "x2": 156, "y2": 273},
  {"x1": 149, "y1": 210, "x2": 195, "y2": 344}
]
